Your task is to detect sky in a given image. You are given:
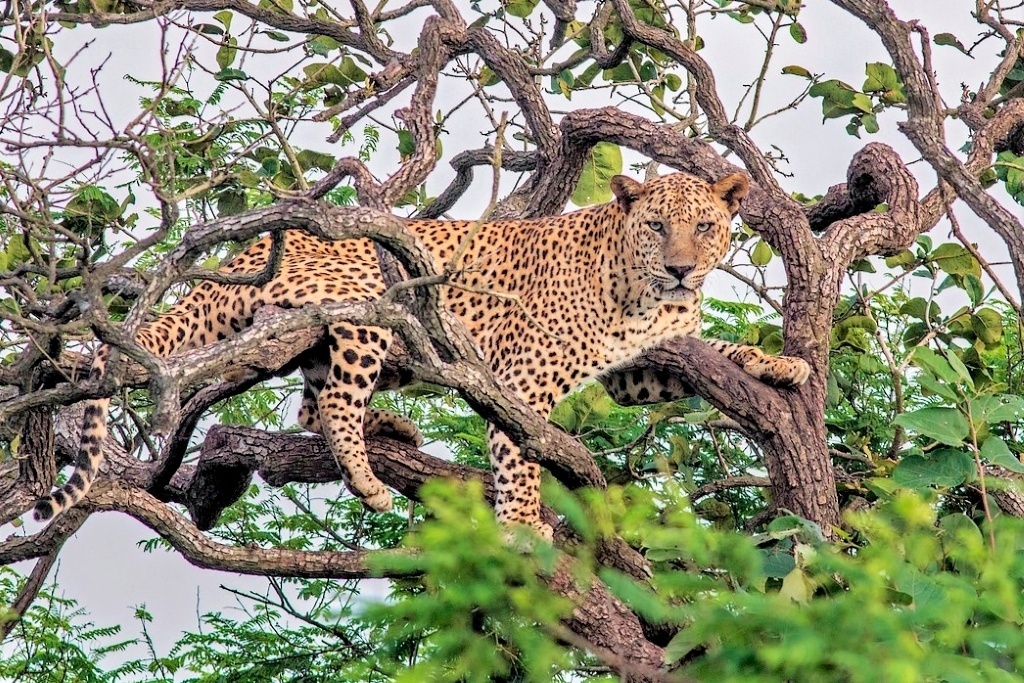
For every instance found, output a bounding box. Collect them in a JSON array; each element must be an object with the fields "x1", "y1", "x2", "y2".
[{"x1": 3, "y1": 0, "x2": 1020, "y2": 671}]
